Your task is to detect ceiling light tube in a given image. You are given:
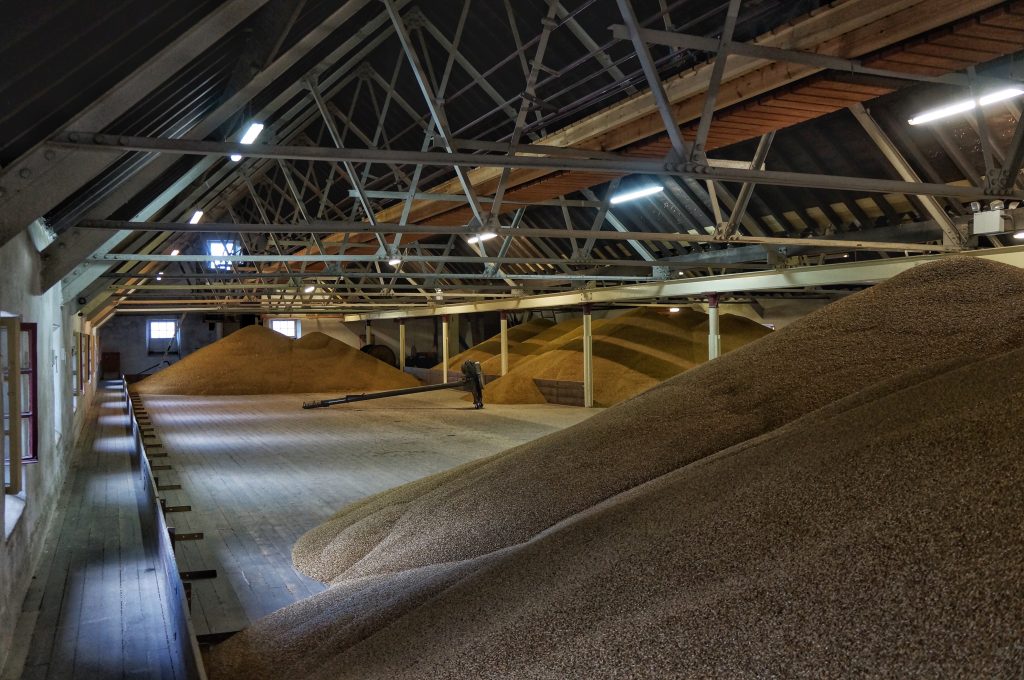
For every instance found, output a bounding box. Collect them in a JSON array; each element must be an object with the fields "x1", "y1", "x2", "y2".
[
  {"x1": 979, "y1": 88, "x2": 1024, "y2": 106},
  {"x1": 170, "y1": 249, "x2": 180, "y2": 256},
  {"x1": 303, "y1": 285, "x2": 315, "y2": 293},
  {"x1": 908, "y1": 88, "x2": 1024, "y2": 125},
  {"x1": 239, "y1": 122, "x2": 265, "y2": 145},
  {"x1": 229, "y1": 122, "x2": 265, "y2": 162},
  {"x1": 388, "y1": 257, "x2": 403, "y2": 266},
  {"x1": 610, "y1": 185, "x2": 664, "y2": 204},
  {"x1": 467, "y1": 232, "x2": 497, "y2": 244},
  {"x1": 189, "y1": 210, "x2": 203, "y2": 224}
]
